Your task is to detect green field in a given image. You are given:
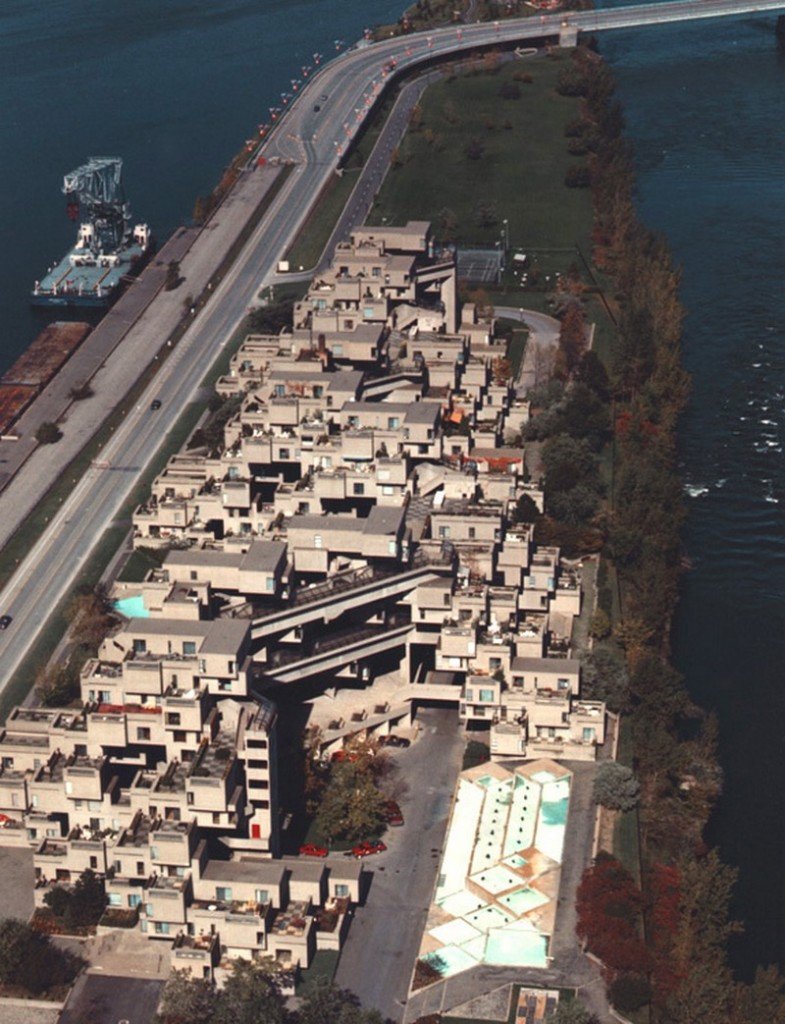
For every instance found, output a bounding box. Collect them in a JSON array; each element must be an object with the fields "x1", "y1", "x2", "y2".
[{"x1": 367, "y1": 54, "x2": 593, "y2": 261}]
